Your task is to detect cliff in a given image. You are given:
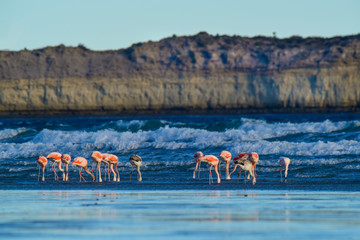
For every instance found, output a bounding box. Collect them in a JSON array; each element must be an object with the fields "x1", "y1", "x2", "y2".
[{"x1": 1, "y1": 32, "x2": 360, "y2": 115}]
